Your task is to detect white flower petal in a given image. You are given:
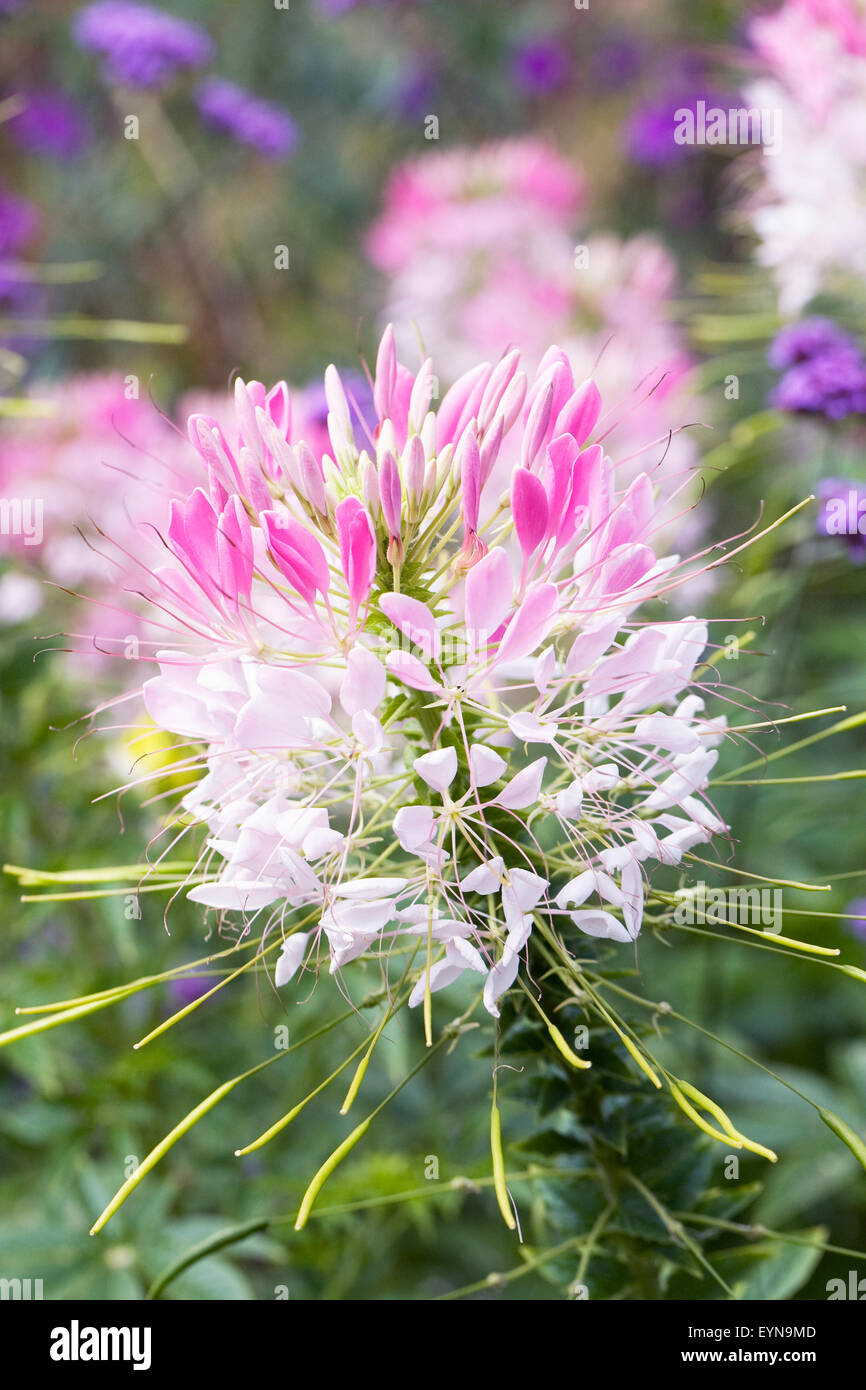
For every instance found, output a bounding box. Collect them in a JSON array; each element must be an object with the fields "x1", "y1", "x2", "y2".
[
  {"x1": 460, "y1": 857, "x2": 505, "y2": 893},
  {"x1": 331, "y1": 877, "x2": 407, "y2": 900},
  {"x1": 469, "y1": 744, "x2": 506, "y2": 787},
  {"x1": 414, "y1": 747, "x2": 458, "y2": 793},
  {"x1": 508, "y1": 712, "x2": 558, "y2": 744},
  {"x1": 394, "y1": 805, "x2": 435, "y2": 853},
  {"x1": 569, "y1": 909, "x2": 633, "y2": 943},
  {"x1": 340, "y1": 646, "x2": 386, "y2": 716},
  {"x1": 275, "y1": 931, "x2": 311, "y2": 987},
  {"x1": 494, "y1": 757, "x2": 546, "y2": 810}
]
